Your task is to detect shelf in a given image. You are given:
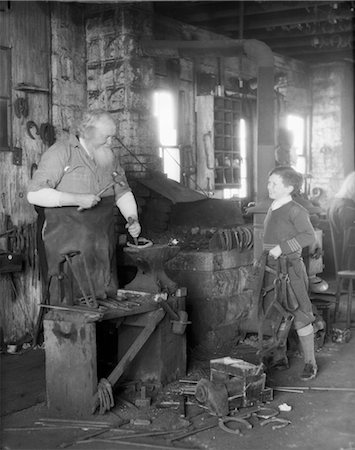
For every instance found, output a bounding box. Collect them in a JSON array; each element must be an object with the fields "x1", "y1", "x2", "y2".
[
  {"x1": 196, "y1": 95, "x2": 246, "y2": 192},
  {"x1": 212, "y1": 96, "x2": 243, "y2": 188},
  {"x1": 14, "y1": 83, "x2": 49, "y2": 93}
]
